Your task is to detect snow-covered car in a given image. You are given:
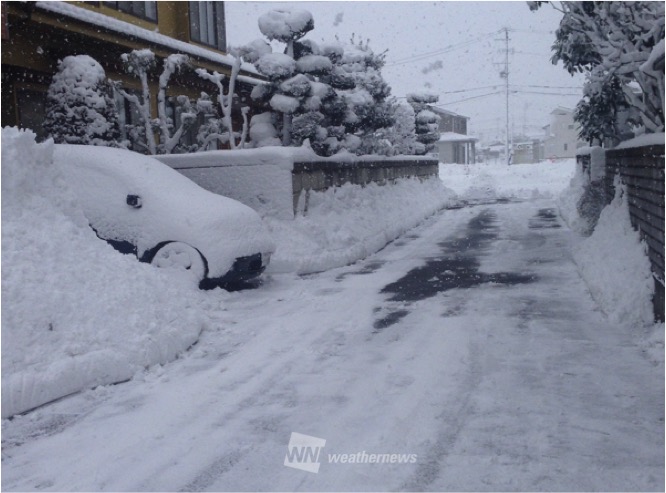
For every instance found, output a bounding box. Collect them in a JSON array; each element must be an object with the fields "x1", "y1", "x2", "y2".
[{"x1": 53, "y1": 145, "x2": 275, "y2": 289}]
